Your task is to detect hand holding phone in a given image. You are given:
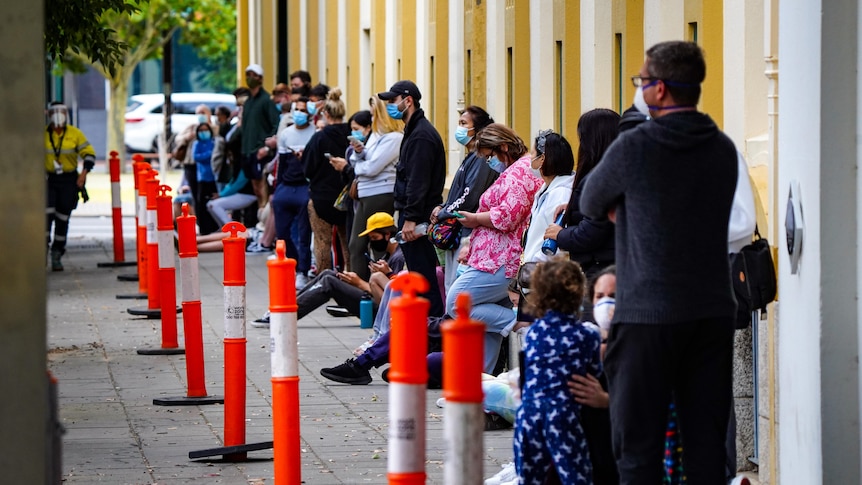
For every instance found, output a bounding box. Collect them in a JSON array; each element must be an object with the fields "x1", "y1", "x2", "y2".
[
  {"x1": 437, "y1": 210, "x2": 465, "y2": 220},
  {"x1": 324, "y1": 152, "x2": 332, "y2": 160}
]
